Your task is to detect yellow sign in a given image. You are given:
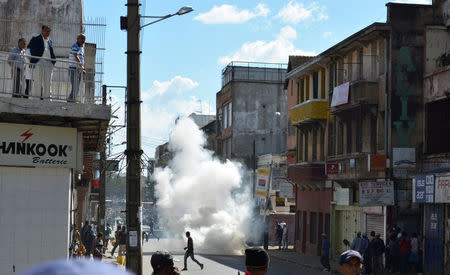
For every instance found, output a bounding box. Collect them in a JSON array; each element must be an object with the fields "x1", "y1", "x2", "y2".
[{"x1": 255, "y1": 168, "x2": 270, "y2": 197}]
